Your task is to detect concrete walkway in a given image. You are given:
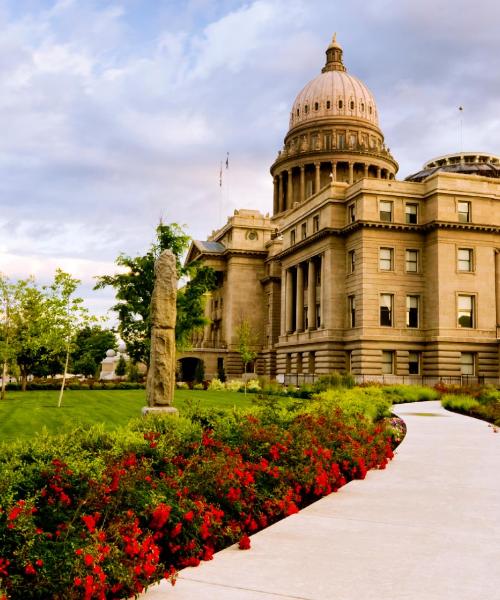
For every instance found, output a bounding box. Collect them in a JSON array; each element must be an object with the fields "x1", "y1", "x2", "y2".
[{"x1": 141, "y1": 401, "x2": 500, "y2": 600}]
